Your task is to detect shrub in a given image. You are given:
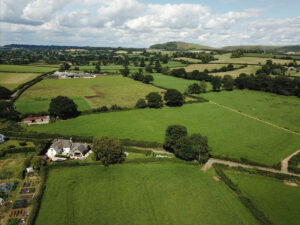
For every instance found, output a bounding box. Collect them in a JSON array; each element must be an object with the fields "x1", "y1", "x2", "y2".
[
  {"x1": 146, "y1": 92, "x2": 163, "y2": 108},
  {"x1": 0, "y1": 86, "x2": 12, "y2": 99},
  {"x1": 19, "y1": 141, "x2": 27, "y2": 146},
  {"x1": 111, "y1": 104, "x2": 122, "y2": 111},
  {"x1": 8, "y1": 145, "x2": 16, "y2": 149},
  {"x1": 135, "y1": 98, "x2": 147, "y2": 108},
  {"x1": 164, "y1": 89, "x2": 184, "y2": 106},
  {"x1": 99, "y1": 106, "x2": 108, "y2": 112}
]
